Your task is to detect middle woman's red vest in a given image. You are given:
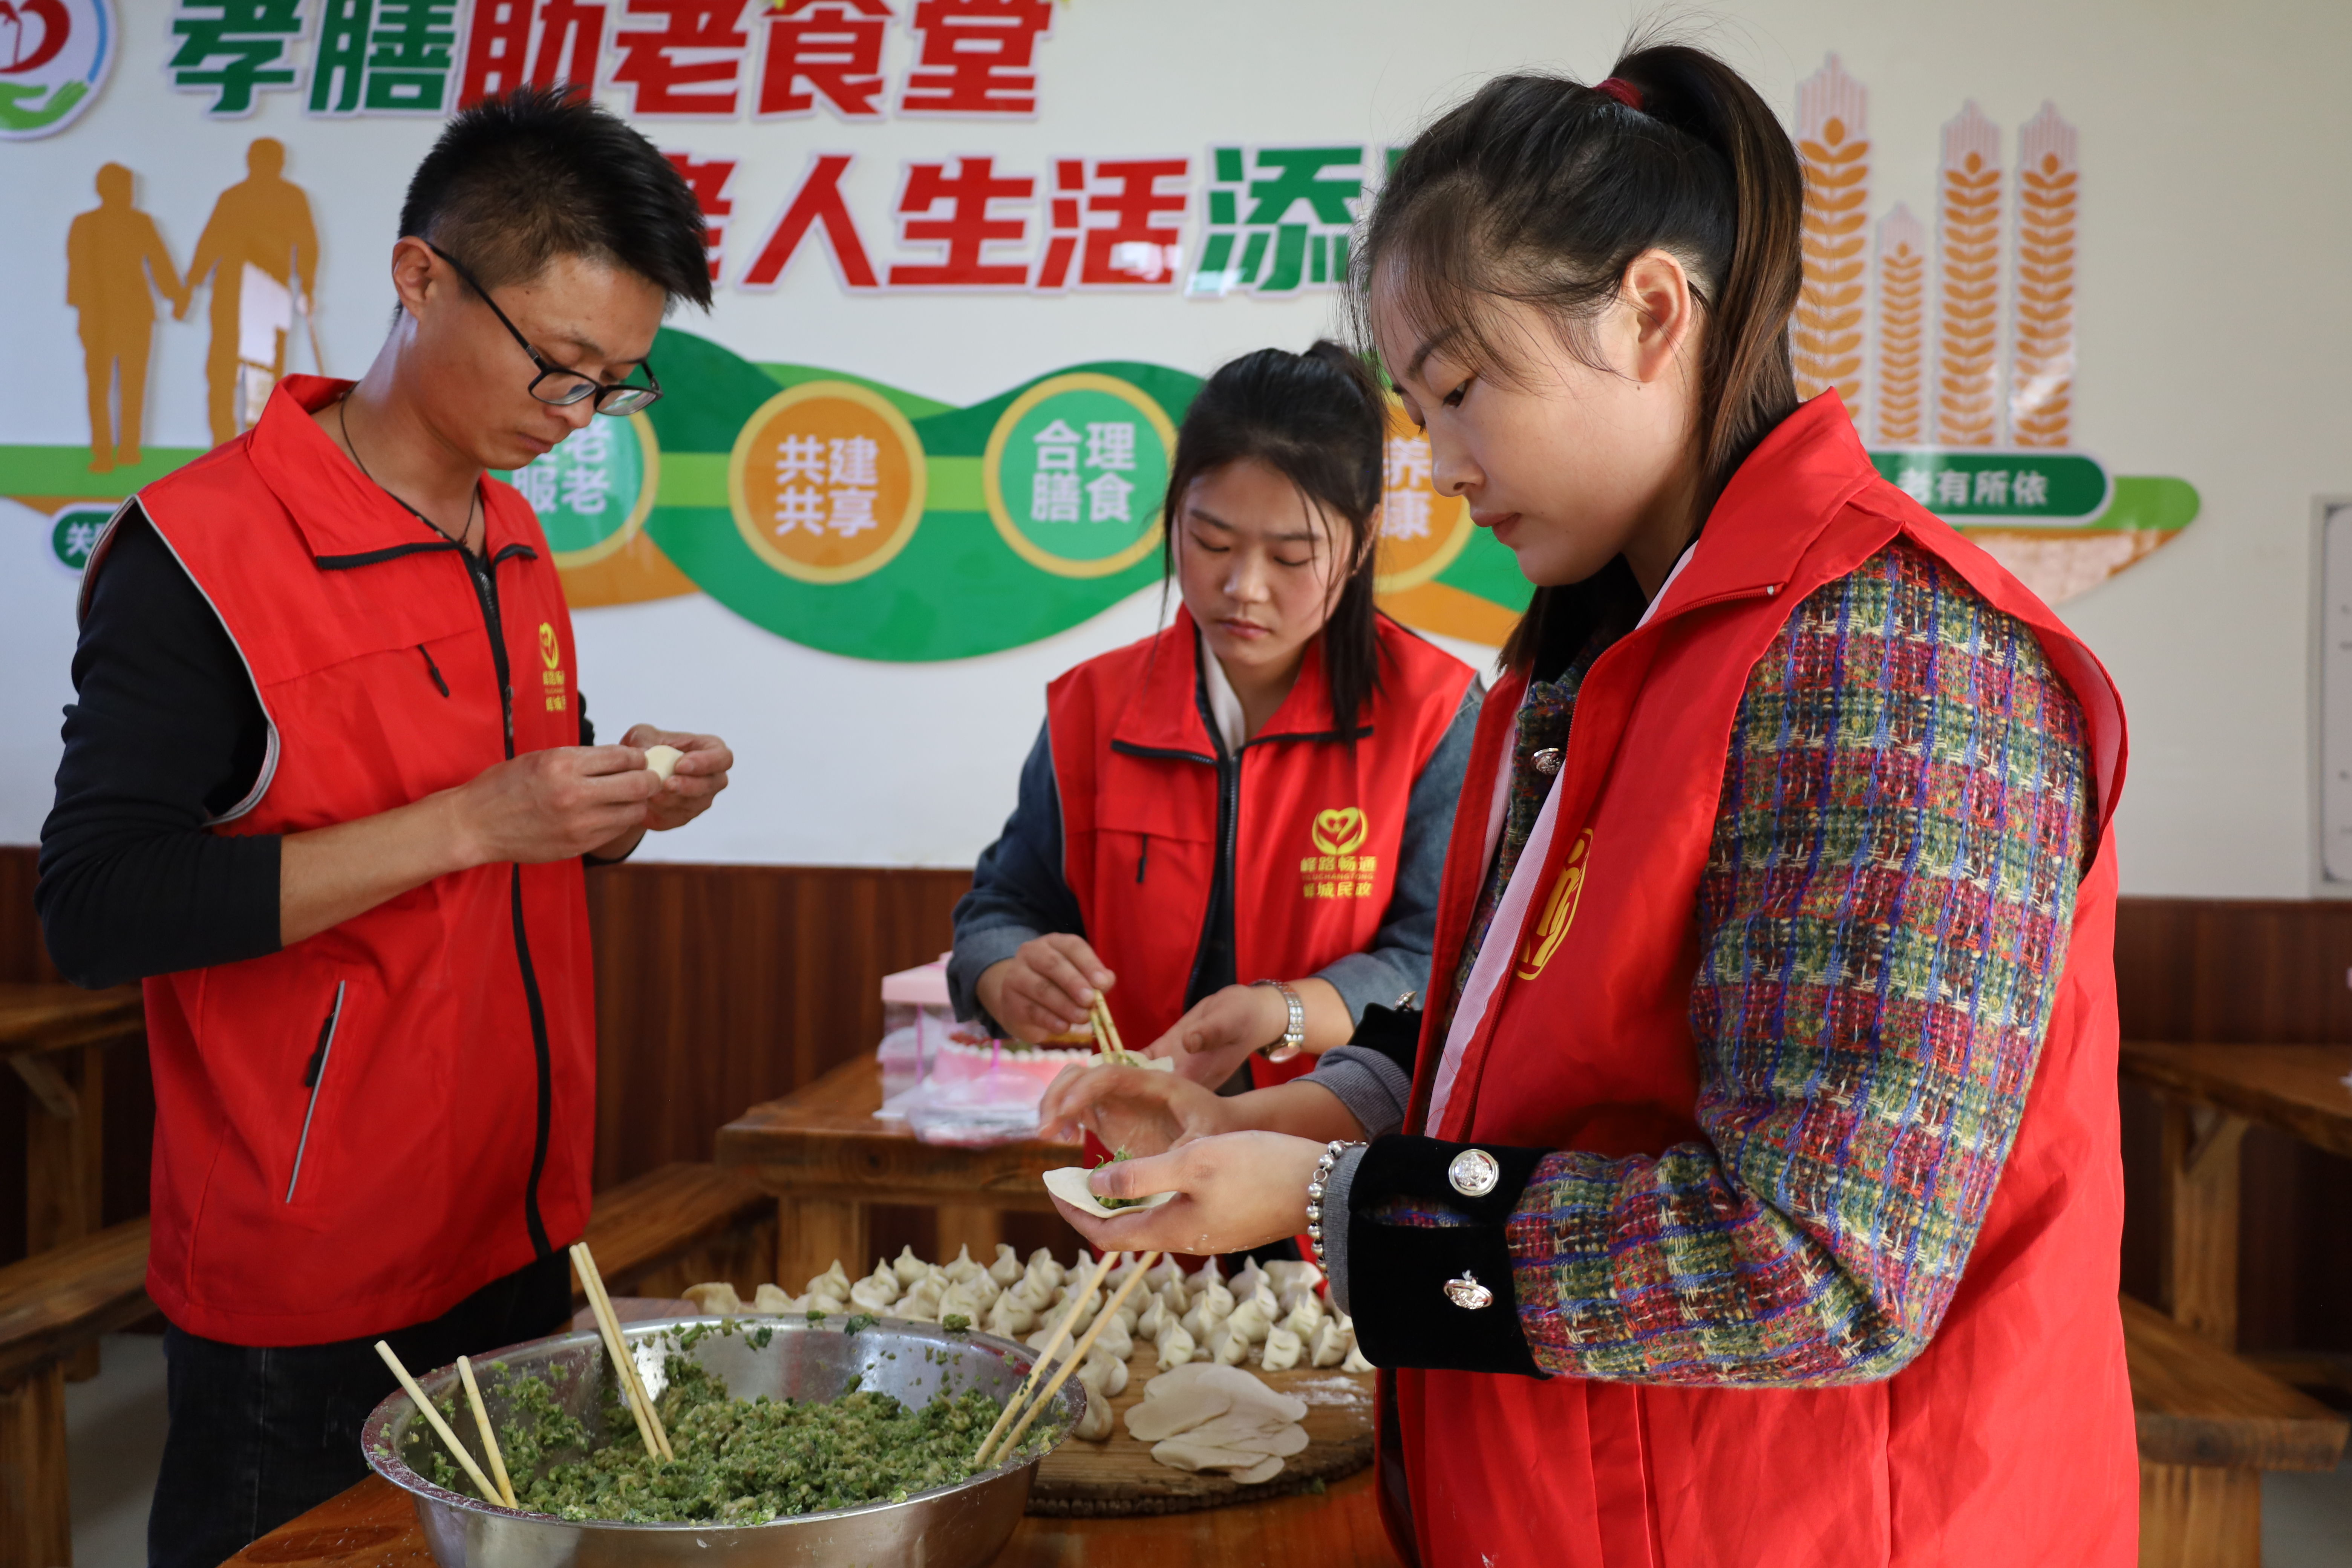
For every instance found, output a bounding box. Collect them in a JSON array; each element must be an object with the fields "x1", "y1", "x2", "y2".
[{"x1": 1047, "y1": 608, "x2": 1474, "y2": 1074}]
